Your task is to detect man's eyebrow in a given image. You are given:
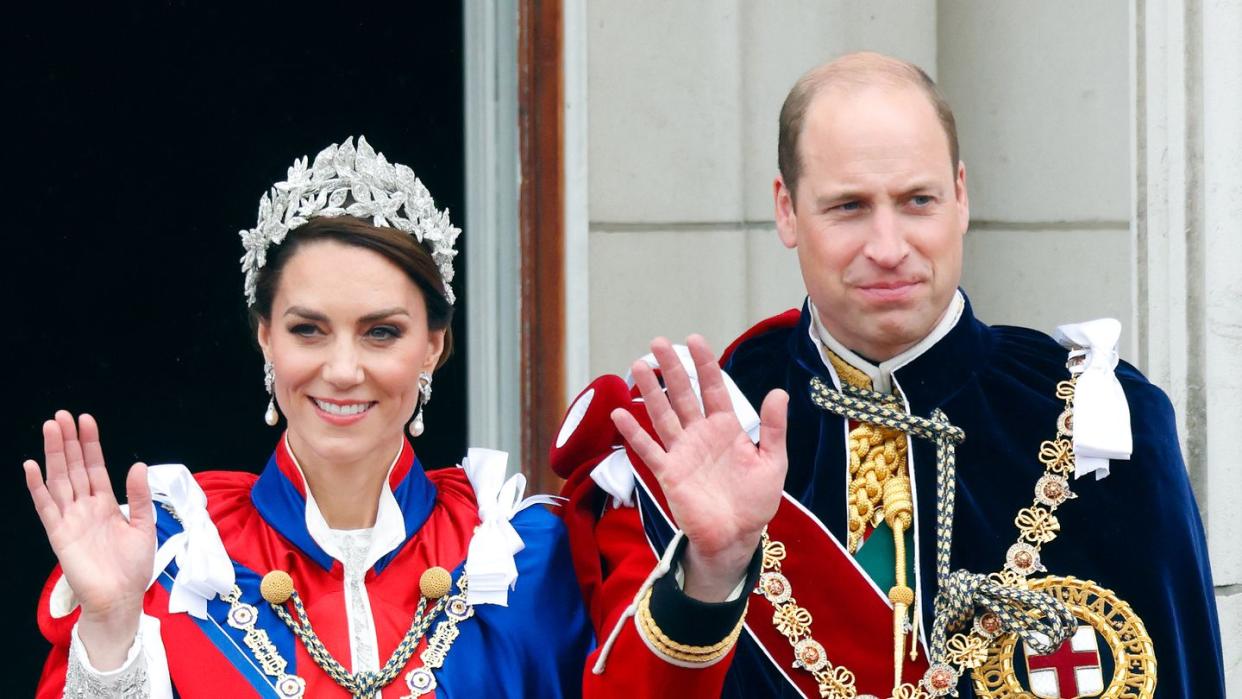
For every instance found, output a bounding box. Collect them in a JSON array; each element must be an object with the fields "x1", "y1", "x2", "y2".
[
  {"x1": 899, "y1": 179, "x2": 943, "y2": 193},
  {"x1": 815, "y1": 190, "x2": 866, "y2": 207}
]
